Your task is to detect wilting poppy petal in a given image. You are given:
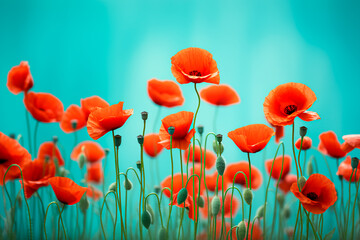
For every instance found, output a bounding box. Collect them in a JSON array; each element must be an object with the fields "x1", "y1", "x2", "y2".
[
  {"x1": 87, "y1": 102, "x2": 133, "y2": 140},
  {"x1": 295, "y1": 136, "x2": 312, "y2": 150},
  {"x1": 183, "y1": 145, "x2": 216, "y2": 169},
  {"x1": 24, "y1": 92, "x2": 64, "y2": 123},
  {"x1": 7, "y1": 61, "x2": 33, "y2": 95},
  {"x1": 86, "y1": 162, "x2": 104, "y2": 184},
  {"x1": 290, "y1": 173, "x2": 337, "y2": 214},
  {"x1": 265, "y1": 155, "x2": 291, "y2": 180},
  {"x1": 38, "y1": 142, "x2": 65, "y2": 166},
  {"x1": 143, "y1": 133, "x2": 164, "y2": 158},
  {"x1": 318, "y1": 131, "x2": 347, "y2": 159},
  {"x1": 263, "y1": 82, "x2": 319, "y2": 126},
  {"x1": 278, "y1": 174, "x2": 297, "y2": 194},
  {"x1": 86, "y1": 185, "x2": 103, "y2": 201},
  {"x1": 341, "y1": 135, "x2": 360, "y2": 153},
  {"x1": 147, "y1": 79, "x2": 184, "y2": 107},
  {"x1": 81, "y1": 96, "x2": 109, "y2": 120},
  {"x1": 49, "y1": 177, "x2": 87, "y2": 205},
  {"x1": 224, "y1": 161, "x2": 263, "y2": 190},
  {"x1": 60, "y1": 105, "x2": 87, "y2": 133},
  {"x1": 228, "y1": 124, "x2": 274, "y2": 153},
  {"x1": 71, "y1": 141, "x2": 105, "y2": 163},
  {"x1": 337, "y1": 156, "x2": 360, "y2": 182},
  {"x1": 199, "y1": 84, "x2": 240, "y2": 106},
  {"x1": 171, "y1": 47, "x2": 220, "y2": 84},
  {"x1": 206, "y1": 171, "x2": 228, "y2": 192}
]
